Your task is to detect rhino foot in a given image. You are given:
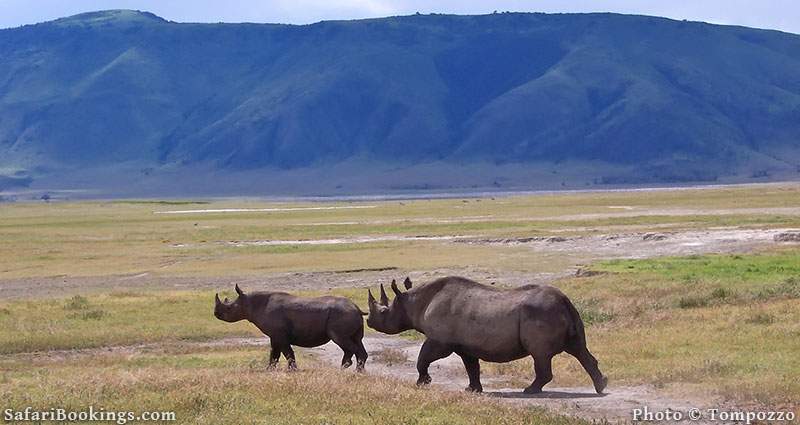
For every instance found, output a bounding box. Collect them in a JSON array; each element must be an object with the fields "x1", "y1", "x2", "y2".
[
  {"x1": 465, "y1": 385, "x2": 483, "y2": 393},
  {"x1": 523, "y1": 385, "x2": 543, "y2": 394},
  {"x1": 341, "y1": 360, "x2": 353, "y2": 369},
  {"x1": 416, "y1": 375, "x2": 432, "y2": 386},
  {"x1": 594, "y1": 376, "x2": 608, "y2": 394}
]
